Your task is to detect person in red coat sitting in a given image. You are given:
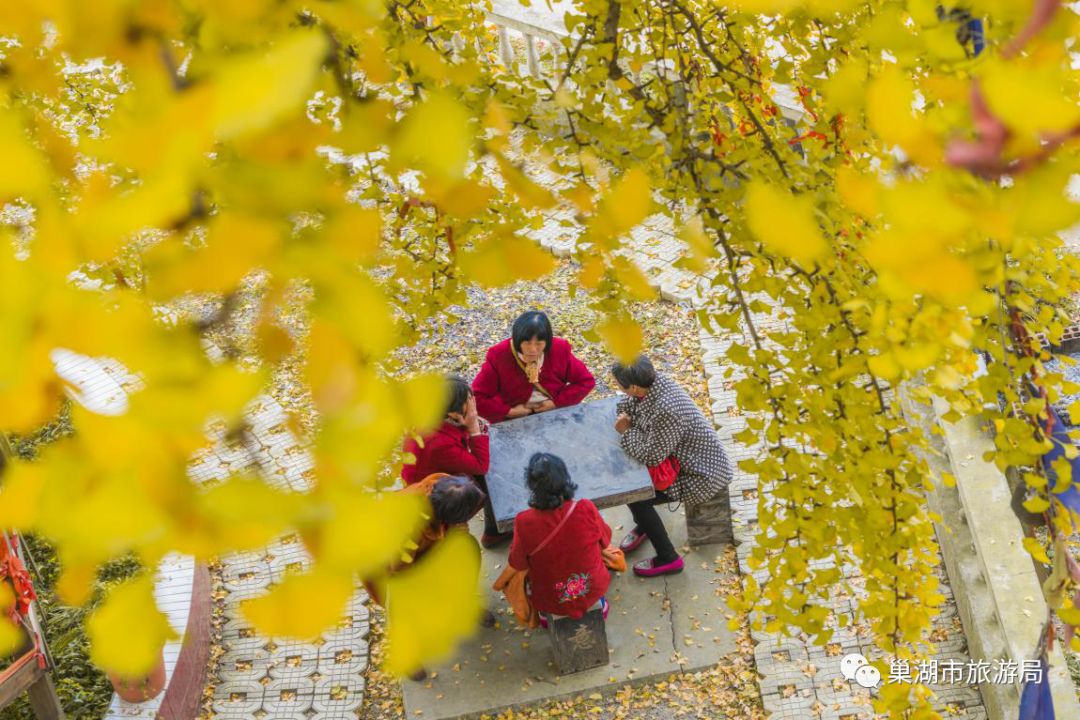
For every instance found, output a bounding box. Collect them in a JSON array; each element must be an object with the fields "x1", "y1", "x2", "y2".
[
  {"x1": 508, "y1": 453, "x2": 612, "y2": 623},
  {"x1": 402, "y1": 376, "x2": 489, "y2": 484},
  {"x1": 402, "y1": 375, "x2": 505, "y2": 544},
  {"x1": 472, "y1": 311, "x2": 596, "y2": 424}
]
